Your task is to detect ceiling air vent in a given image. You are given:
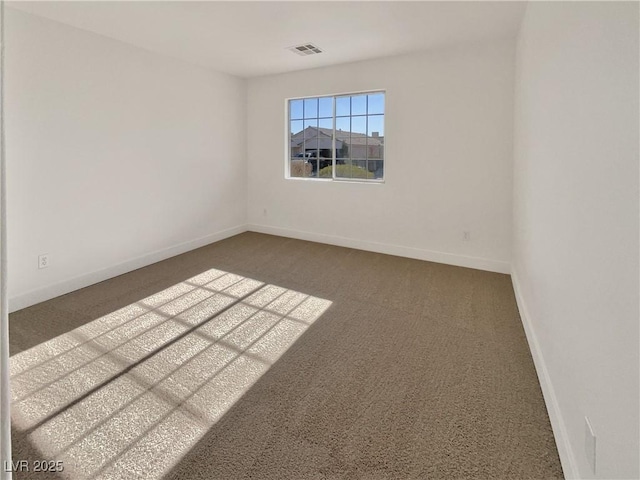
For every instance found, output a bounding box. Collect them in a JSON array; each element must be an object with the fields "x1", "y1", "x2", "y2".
[{"x1": 289, "y1": 43, "x2": 323, "y2": 56}]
